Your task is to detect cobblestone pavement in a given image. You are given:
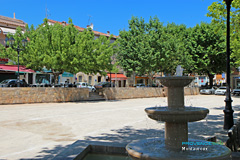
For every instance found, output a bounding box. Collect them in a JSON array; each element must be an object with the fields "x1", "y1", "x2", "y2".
[{"x1": 0, "y1": 95, "x2": 239, "y2": 159}]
